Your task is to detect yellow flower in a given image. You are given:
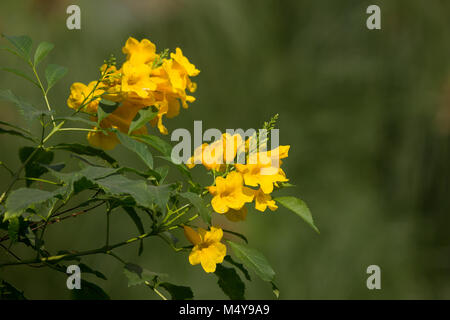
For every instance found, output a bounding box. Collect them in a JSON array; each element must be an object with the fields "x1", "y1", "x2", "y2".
[
  {"x1": 67, "y1": 81, "x2": 104, "y2": 114},
  {"x1": 253, "y1": 188, "x2": 278, "y2": 212},
  {"x1": 87, "y1": 101, "x2": 147, "y2": 150},
  {"x1": 187, "y1": 133, "x2": 245, "y2": 171},
  {"x1": 121, "y1": 61, "x2": 157, "y2": 102},
  {"x1": 208, "y1": 171, "x2": 254, "y2": 214},
  {"x1": 184, "y1": 226, "x2": 226, "y2": 273},
  {"x1": 69, "y1": 37, "x2": 200, "y2": 139},
  {"x1": 171, "y1": 48, "x2": 200, "y2": 77},
  {"x1": 224, "y1": 206, "x2": 248, "y2": 222},
  {"x1": 149, "y1": 94, "x2": 182, "y2": 135},
  {"x1": 122, "y1": 37, "x2": 157, "y2": 65},
  {"x1": 235, "y1": 145, "x2": 290, "y2": 194}
]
